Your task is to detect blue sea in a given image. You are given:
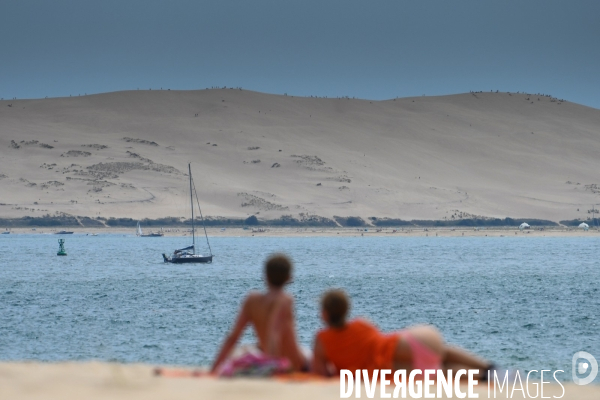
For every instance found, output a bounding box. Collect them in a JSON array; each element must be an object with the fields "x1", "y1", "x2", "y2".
[{"x1": 0, "y1": 234, "x2": 598, "y2": 382}]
